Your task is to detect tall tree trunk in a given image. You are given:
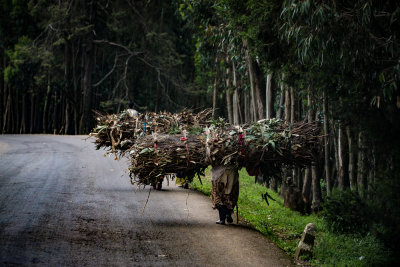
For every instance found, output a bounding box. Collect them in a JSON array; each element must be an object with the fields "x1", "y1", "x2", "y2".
[
  {"x1": 43, "y1": 76, "x2": 52, "y2": 133},
  {"x1": 64, "y1": 41, "x2": 71, "y2": 134},
  {"x1": 284, "y1": 88, "x2": 290, "y2": 123},
  {"x1": 71, "y1": 40, "x2": 79, "y2": 135},
  {"x1": 357, "y1": 131, "x2": 367, "y2": 197},
  {"x1": 346, "y1": 126, "x2": 356, "y2": 191},
  {"x1": 16, "y1": 89, "x2": 20, "y2": 133},
  {"x1": 311, "y1": 164, "x2": 322, "y2": 212},
  {"x1": 225, "y1": 56, "x2": 233, "y2": 124},
  {"x1": 244, "y1": 90, "x2": 251, "y2": 123},
  {"x1": 323, "y1": 92, "x2": 332, "y2": 195},
  {"x1": 30, "y1": 92, "x2": 35, "y2": 133},
  {"x1": 367, "y1": 145, "x2": 376, "y2": 194},
  {"x1": 20, "y1": 93, "x2": 27, "y2": 134},
  {"x1": 302, "y1": 167, "x2": 312, "y2": 212},
  {"x1": 265, "y1": 73, "x2": 272, "y2": 119},
  {"x1": 3, "y1": 80, "x2": 10, "y2": 133},
  {"x1": 79, "y1": 1, "x2": 96, "y2": 134},
  {"x1": 8, "y1": 87, "x2": 17, "y2": 133},
  {"x1": 243, "y1": 40, "x2": 257, "y2": 121},
  {"x1": 253, "y1": 61, "x2": 264, "y2": 119},
  {"x1": 290, "y1": 87, "x2": 295, "y2": 124},
  {"x1": 232, "y1": 61, "x2": 240, "y2": 125},
  {"x1": 212, "y1": 58, "x2": 218, "y2": 118},
  {"x1": 52, "y1": 90, "x2": 58, "y2": 134},
  {"x1": 338, "y1": 122, "x2": 349, "y2": 190},
  {"x1": 276, "y1": 74, "x2": 285, "y2": 120}
]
